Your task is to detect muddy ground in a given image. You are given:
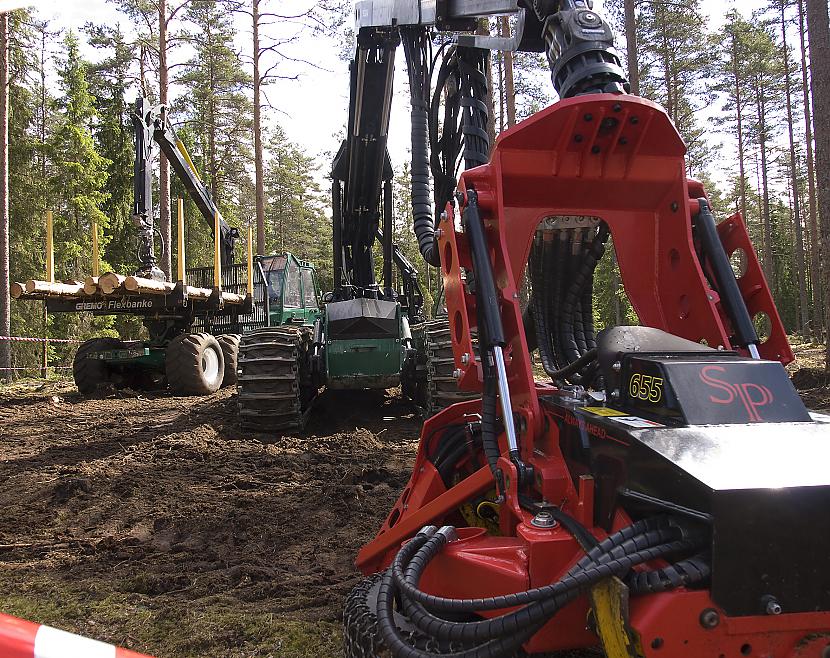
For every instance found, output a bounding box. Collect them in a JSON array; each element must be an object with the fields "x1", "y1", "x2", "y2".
[{"x1": 0, "y1": 342, "x2": 827, "y2": 658}]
